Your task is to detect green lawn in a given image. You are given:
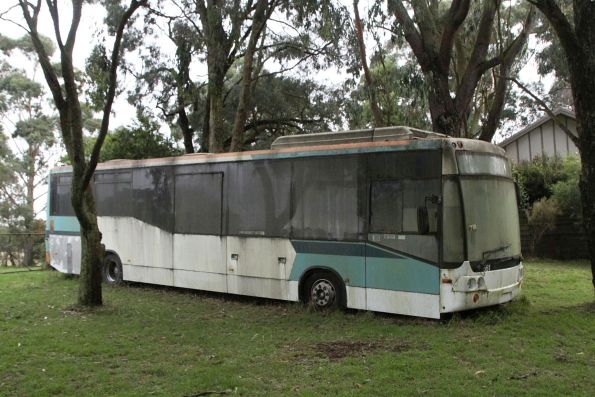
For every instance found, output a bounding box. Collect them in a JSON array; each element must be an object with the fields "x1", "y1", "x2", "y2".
[{"x1": 1, "y1": 260, "x2": 593, "y2": 396}]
